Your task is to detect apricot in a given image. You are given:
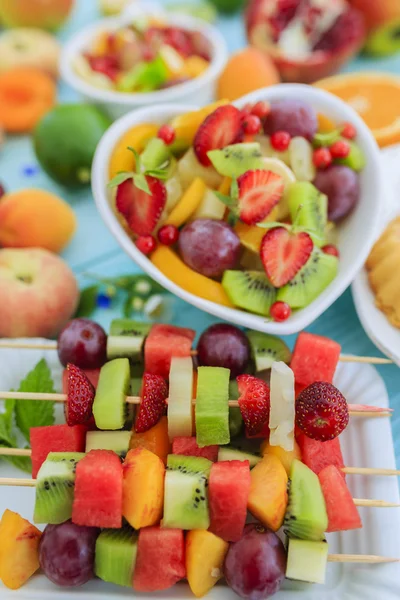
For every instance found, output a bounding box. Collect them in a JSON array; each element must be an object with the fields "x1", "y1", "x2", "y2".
[
  {"x1": 0, "y1": 0, "x2": 74, "y2": 31},
  {"x1": 217, "y1": 47, "x2": 280, "y2": 101},
  {"x1": 0, "y1": 189, "x2": 76, "y2": 253}
]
